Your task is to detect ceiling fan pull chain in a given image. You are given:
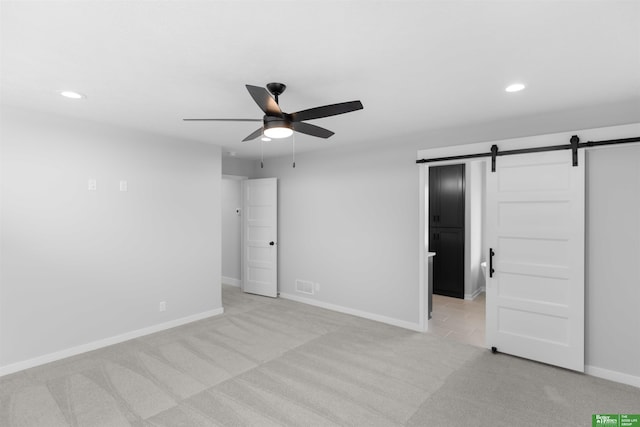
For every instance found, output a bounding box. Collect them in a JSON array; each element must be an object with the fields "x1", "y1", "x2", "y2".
[
  {"x1": 261, "y1": 138, "x2": 264, "y2": 168},
  {"x1": 292, "y1": 132, "x2": 296, "y2": 168}
]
